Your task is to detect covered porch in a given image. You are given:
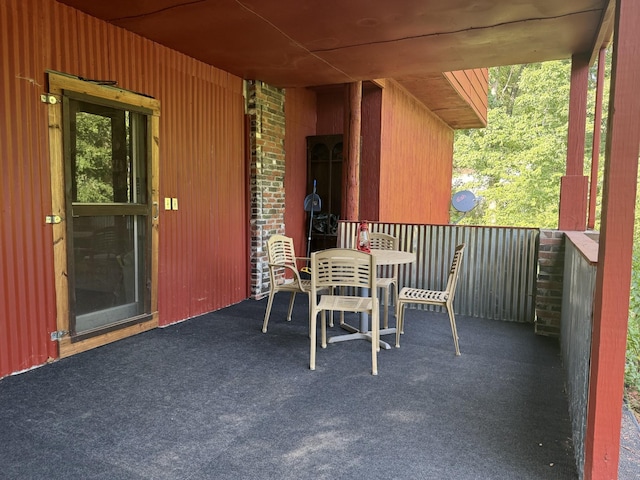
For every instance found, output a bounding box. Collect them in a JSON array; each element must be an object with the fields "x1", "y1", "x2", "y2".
[{"x1": 2, "y1": 1, "x2": 639, "y2": 479}]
